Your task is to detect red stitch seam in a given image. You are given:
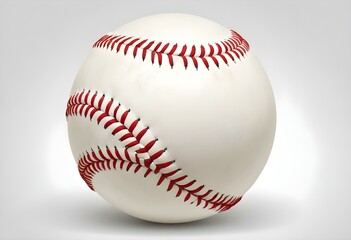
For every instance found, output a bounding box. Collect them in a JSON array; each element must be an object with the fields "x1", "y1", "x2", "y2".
[
  {"x1": 66, "y1": 90, "x2": 242, "y2": 212},
  {"x1": 92, "y1": 30, "x2": 249, "y2": 70}
]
